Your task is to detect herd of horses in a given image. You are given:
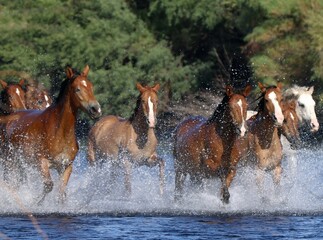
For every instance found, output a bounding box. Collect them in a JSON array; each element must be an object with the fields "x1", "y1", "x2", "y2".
[{"x1": 0, "y1": 65, "x2": 320, "y2": 205}]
